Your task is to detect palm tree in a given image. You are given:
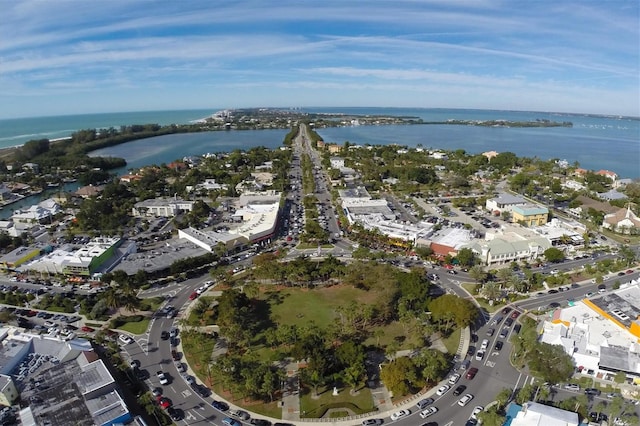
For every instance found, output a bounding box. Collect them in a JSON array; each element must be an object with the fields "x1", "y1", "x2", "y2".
[
  {"x1": 482, "y1": 282, "x2": 502, "y2": 302},
  {"x1": 102, "y1": 288, "x2": 121, "y2": 312},
  {"x1": 468, "y1": 265, "x2": 488, "y2": 284}
]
